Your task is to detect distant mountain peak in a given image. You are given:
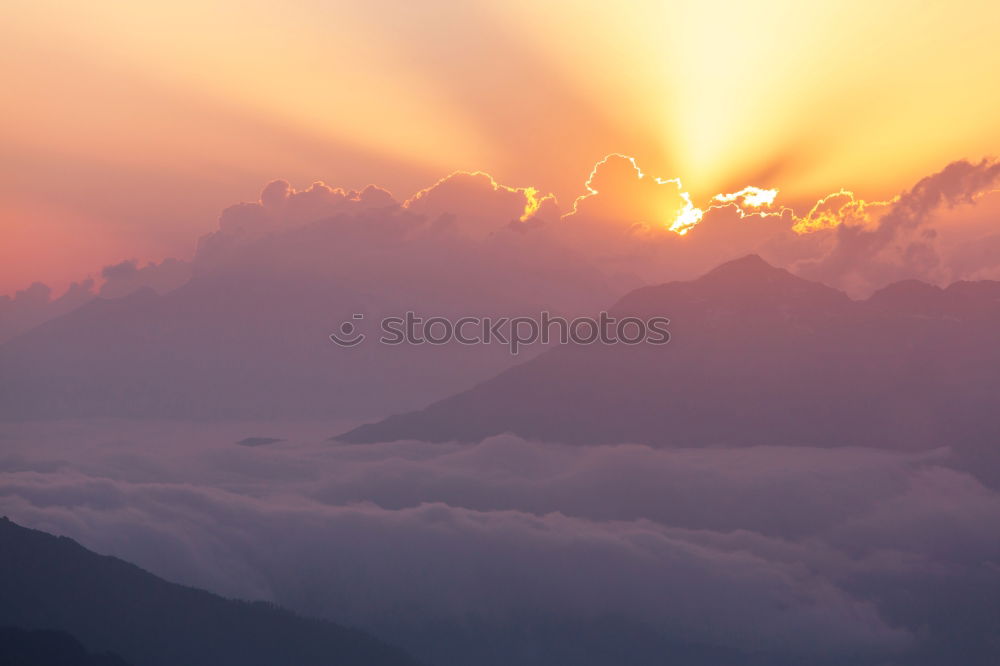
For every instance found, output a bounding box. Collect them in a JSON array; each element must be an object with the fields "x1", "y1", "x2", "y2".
[
  {"x1": 870, "y1": 279, "x2": 942, "y2": 298},
  {"x1": 866, "y1": 279, "x2": 947, "y2": 313},
  {"x1": 699, "y1": 254, "x2": 779, "y2": 280},
  {"x1": 694, "y1": 254, "x2": 819, "y2": 292},
  {"x1": 687, "y1": 253, "x2": 848, "y2": 308}
]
